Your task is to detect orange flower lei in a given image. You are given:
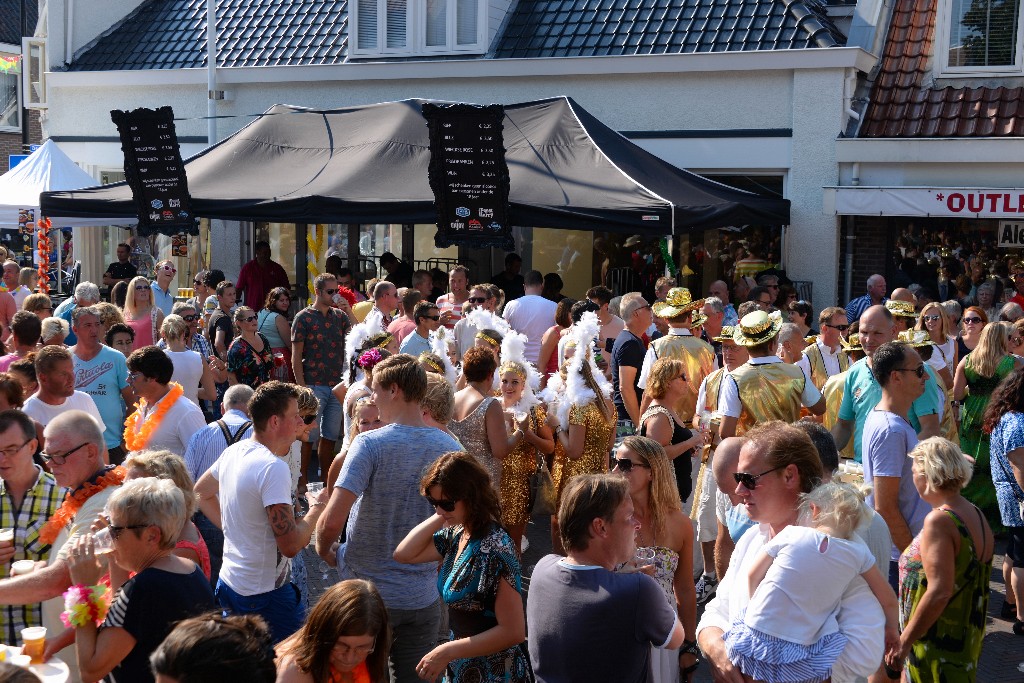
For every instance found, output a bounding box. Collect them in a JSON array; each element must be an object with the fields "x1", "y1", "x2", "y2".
[
  {"x1": 40, "y1": 467, "x2": 126, "y2": 545},
  {"x1": 123, "y1": 382, "x2": 185, "y2": 451},
  {"x1": 329, "y1": 661, "x2": 370, "y2": 683}
]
